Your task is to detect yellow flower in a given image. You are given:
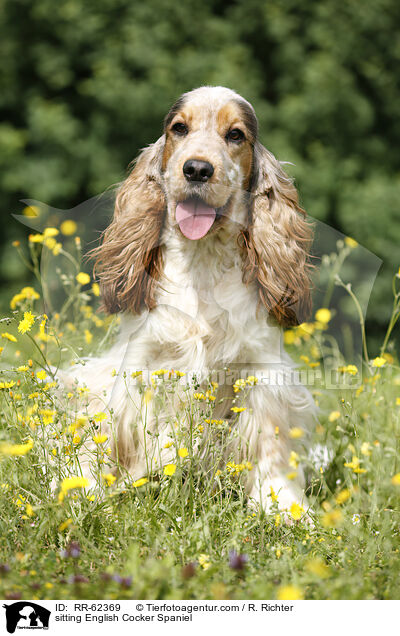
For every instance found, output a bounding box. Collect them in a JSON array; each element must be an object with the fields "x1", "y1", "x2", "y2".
[
  {"x1": 36, "y1": 370, "x2": 47, "y2": 380},
  {"x1": 164, "y1": 464, "x2": 176, "y2": 476},
  {"x1": 132, "y1": 477, "x2": 148, "y2": 488},
  {"x1": 60, "y1": 219, "x2": 77, "y2": 236},
  {"x1": 18, "y1": 311, "x2": 35, "y2": 334},
  {"x1": 344, "y1": 236, "x2": 358, "y2": 248},
  {"x1": 322, "y1": 509, "x2": 343, "y2": 527},
  {"x1": 344, "y1": 455, "x2": 367, "y2": 473},
  {"x1": 92, "y1": 282, "x2": 100, "y2": 297},
  {"x1": 305, "y1": 558, "x2": 331, "y2": 578},
  {"x1": 289, "y1": 451, "x2": 299, "y2": 469},
  {"x1": 315, "y1": 308, "x2": 331, "y2": 324},
  {"x1": 17, "y1": 365, "x2": 29, "y2": 372},
  {"x1": 58, "y1": 476, "x2": 89, "y2": 502},
  {"x1": 371, "y1": 356, "x2": 386, "y2": 368},
  {"x1": 198, "y1": 554, "x2": 211, "y2": 570},
  {"x1": 10, "y1": 286, "x2": 40, "y2": 309},
  {"x1": 231, "y1": 406, "x2": 246, "y2": 413},
  {"x1": 58, "y1": 518, "x2": 72, "y2": 531},
  {"x1": 286, "y1": 471, "x2": 298, "y2": 480},
  {"x1": 277, "y1": 585, "x2": 303, "y2": 601},
  {"x1": 290, "y1": 502, "x2": 304, "y2": 521},
  {"x1": 84, "y1": 329, "x2": 93, "y2": 344},
  {"x1": 396, "y1": 398, "x2": 400, "y2": 406},
  {"x1": 289, "y1": 427, "x2": 304, "y2": 439},
  {"x1": 0, "y1": 381, "x2": 15, "y2": 389},
  {"x1": 76, "y1": 272, "x2": 90, "y2": 285},
  {"x1": 284, "y1": 330, "x2": 296, "y2": 345},
  {"x1": 43, "y1": 227, "x2": 59, "y2": 238},
  {"x1": 391, "y1": 473, "x2": 400, "y2": 486},
  {"x1": 178, "y1": 447, "x2": 188, "y2": 458},
  {"x1": 328, "y1": 410, "x2": 340, "y2": 423},
  {"x1": 102, "y1": 473, "x2": 116, "y2": 487},
  {"x1": 93, "y1": 412, "x2": 107, "y2": 421},
  {"x1": 335, "y1": 488, "x2": 351, "y2": 505},
  {"x1": 1, "y1": 332, "x2": 17, "y2": 342},
  {"x1": 93, "y1": 434, "x2": 108, "y2": 444},
  {"x1": 163, "y1": 441, "x2": 173, "y2": 449},
  {"x1": 269, "y1": 486, "x2": 278, "y2": 503},
  {"x1": 144, "y1": 388, "x2": 153, "y2": 404},
  {"x1": 275, "y1": 514, "x2": 281, "y2": 527},
  {"x1": 193, "y1": 392, "x2": 206, "y2": 400},
  {"x1": 338, "y1": 364, "x2": 358, "y2": 375},
  {"x1": 25, "y1": 503, "x2": 34, "y2": 517},
  {"x1": 29, "y1": 233, "x2": 44, "y2": 243},
  {"x1": 0, "y1": 438, "x2": 33, "y2": 456}
]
